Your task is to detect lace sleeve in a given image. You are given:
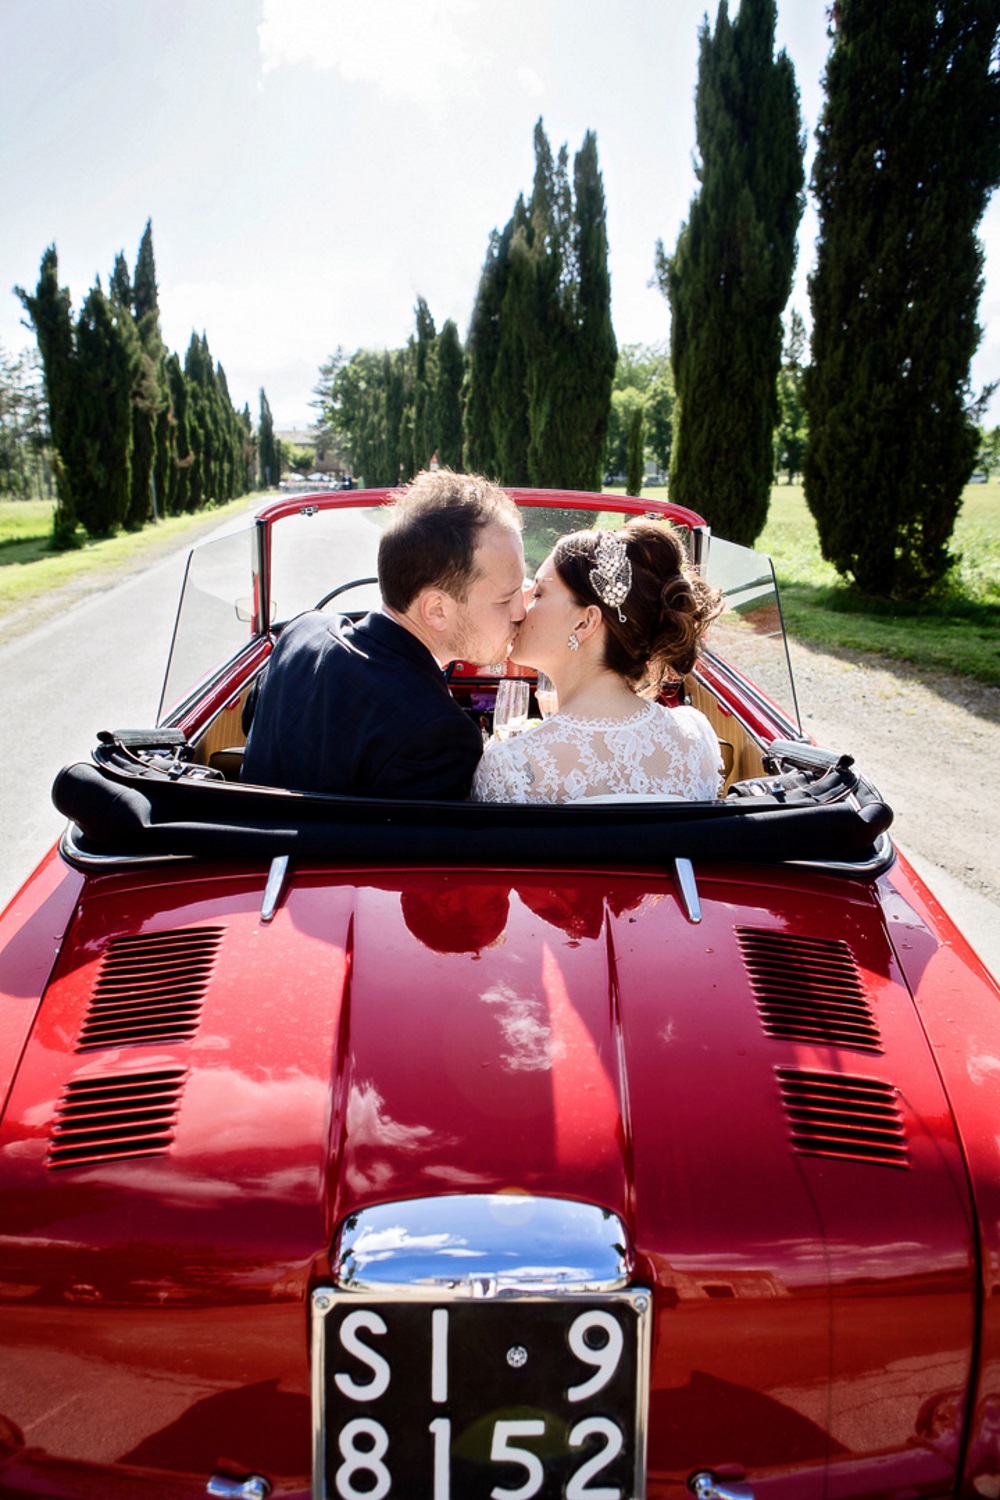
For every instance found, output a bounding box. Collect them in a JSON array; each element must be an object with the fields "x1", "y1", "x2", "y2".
[
  {"x1": 473, "y1": 704, "x2": 723, "y2": 803},
  {"x1": 471, "y1": 737, "x2": 532, "y2": 803},
  {"x1": 681, "y1": 707, "x2": 724, "y2": 800}
]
